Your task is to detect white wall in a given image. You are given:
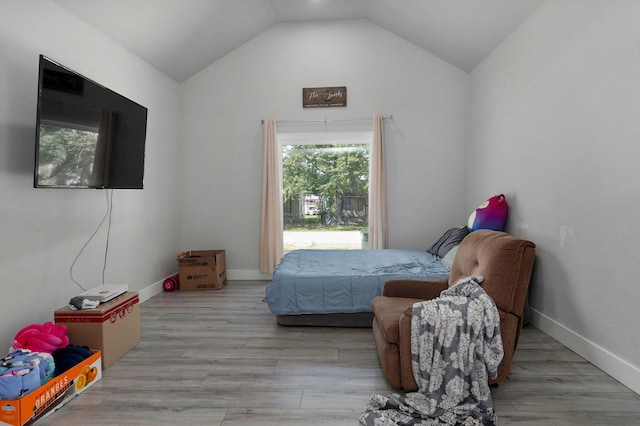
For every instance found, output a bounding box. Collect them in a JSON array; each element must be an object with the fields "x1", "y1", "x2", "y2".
[
  {"x1": 469, "y1": 0, "x2": 640, "y2": 393},
  {"x1": 180, "y1": 19, "x2": 469, "y2": 277},
  {"x1": 0, "y1": 1, "x2": 182, "y2": 347}
]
